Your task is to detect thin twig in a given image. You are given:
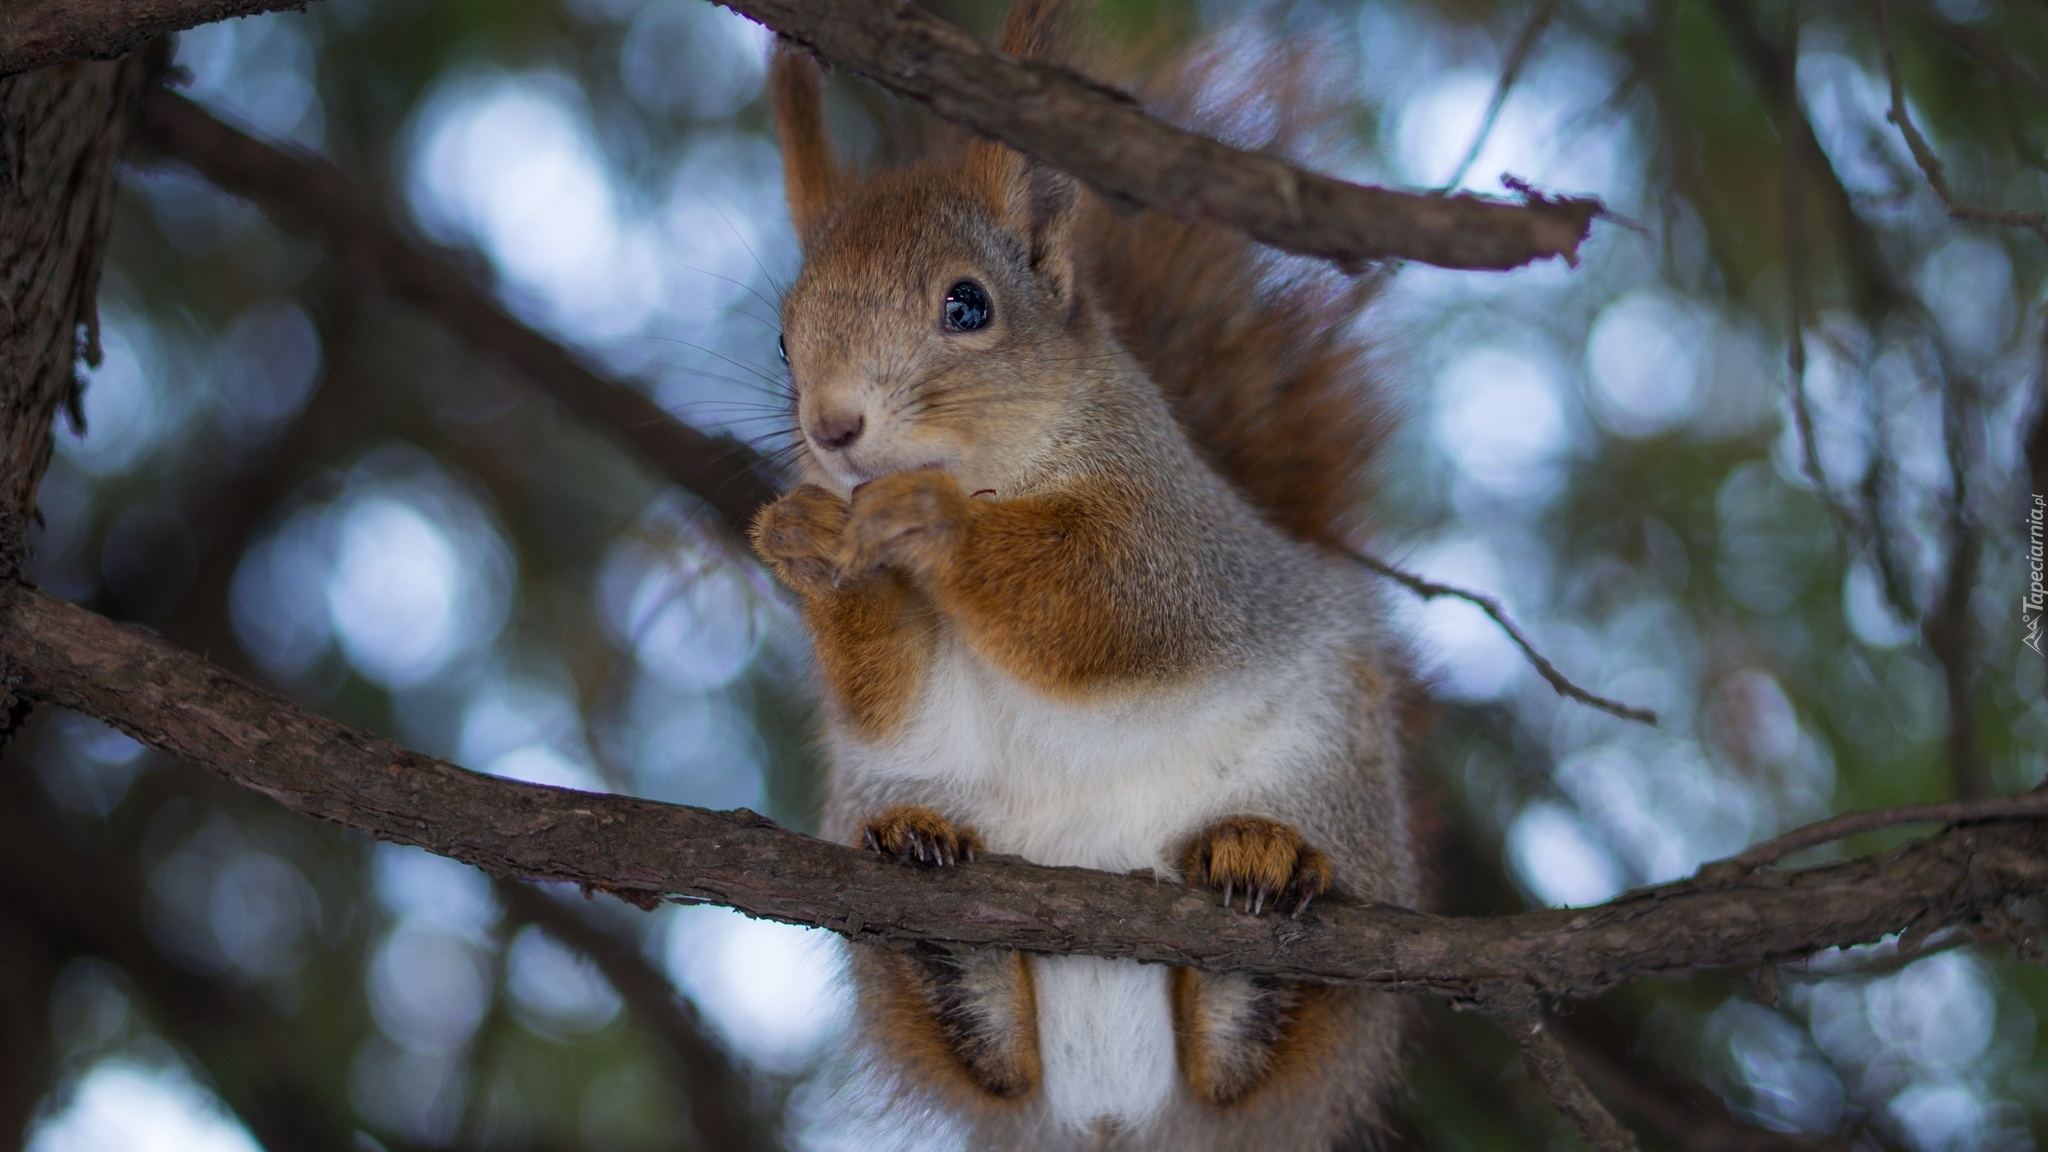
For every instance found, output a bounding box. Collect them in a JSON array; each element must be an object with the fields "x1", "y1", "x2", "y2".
[
  {"x1": 1926, "y1": 359, "x2": 1986, "y2": 798},
  {"x1": 1484, "y1": 991, "x2": 1642, "y2": 1152},
  {"x1": 1878, "y1": 0, "x2": 2048, "y2": 244},
  {"x1": 1922, "y1": 5, "x2": 2048, "y2": 108},
  {"x1": 1774, "y1": 6, "x2": 1850, "y2": 526},
  {"x1": 1709, "y1": 789, "x2": 2048, "y2": 873},
  {"x1": 1348, "y1": 551, "x2": 1658, "y2": 725},
  {"x1": 495, "y1": 880, "x2": 780, "y2": 1152},
  {"x1": 1439, "y1": 0, "x2": 1565, "y2": 191}
]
